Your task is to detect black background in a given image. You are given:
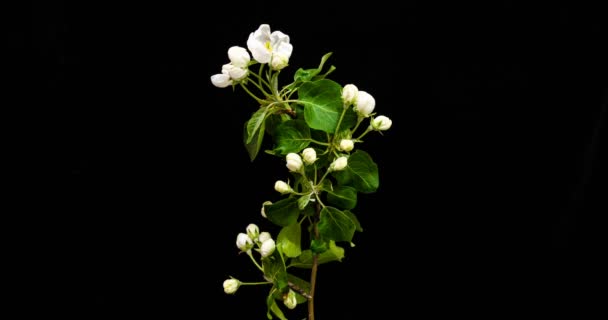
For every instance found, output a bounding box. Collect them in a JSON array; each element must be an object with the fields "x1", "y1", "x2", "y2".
[{"x1": 15, "y1": 1, "x2": 606, "y2": 318}]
